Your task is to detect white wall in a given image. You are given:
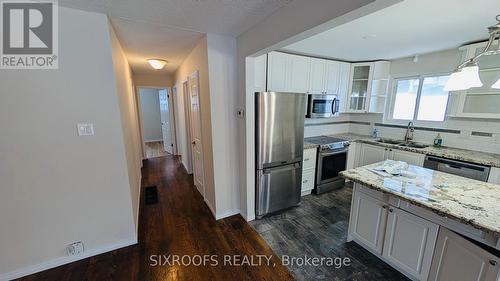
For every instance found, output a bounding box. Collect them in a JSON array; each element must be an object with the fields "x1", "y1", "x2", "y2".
[
  {"x1": 139, "y1": 88, "x2": 162, "y2": 142},
  {"x1": 108, "y1": 22, "x2": 143, "y2": 233},
  {"x1": 237, "y1": 0, "x2": 401, "y2": 221},
  {"x1": 133, "y1": 73, "x2": 173, "y2": 88},
  {"x1": 0, "y1": 7, "x2": 138, "y2": 279},
  {"x1": 173, "y1": 36, "x2": 217, "y2": 215},
  {"x1": 206, "y1": 34, "x2": 240, "y2": 219}
]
